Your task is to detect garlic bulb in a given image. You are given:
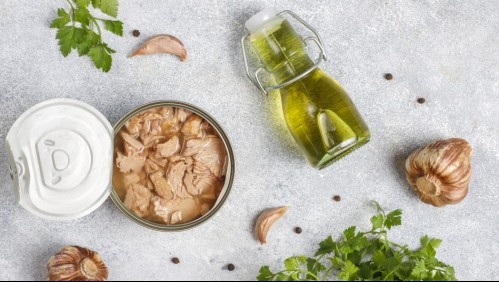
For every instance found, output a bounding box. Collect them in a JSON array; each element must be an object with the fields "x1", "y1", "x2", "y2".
[
  {"x1": 47, "y1": 246, "x2": 108, "y2": 281},
  {"x1": 405, "y1": 138, "x2": 473, "y2": 207}
]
